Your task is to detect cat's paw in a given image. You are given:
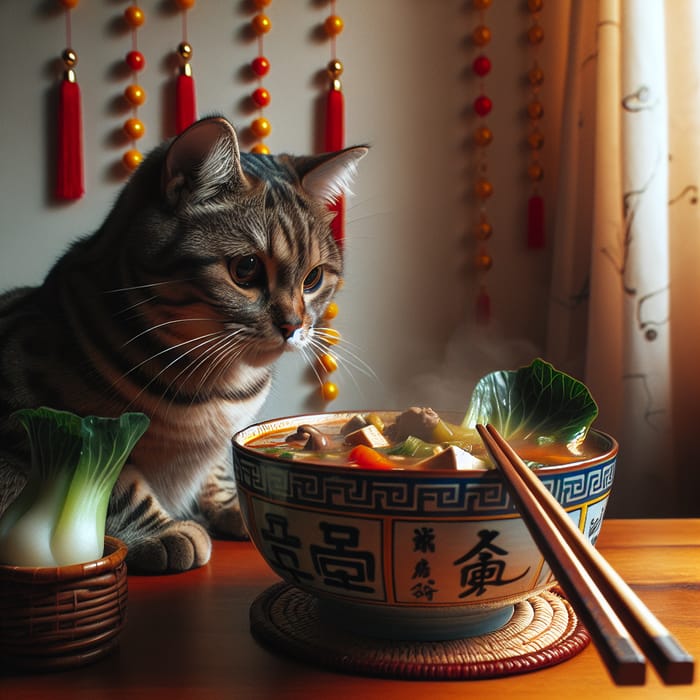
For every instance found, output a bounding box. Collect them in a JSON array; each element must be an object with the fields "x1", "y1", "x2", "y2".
[
  {"x1": 125, "y1": 520, "x2": 212, "y2": 573},
  {"x1": 207, "y1": 504, "x2": 249, "y2": 540}
]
